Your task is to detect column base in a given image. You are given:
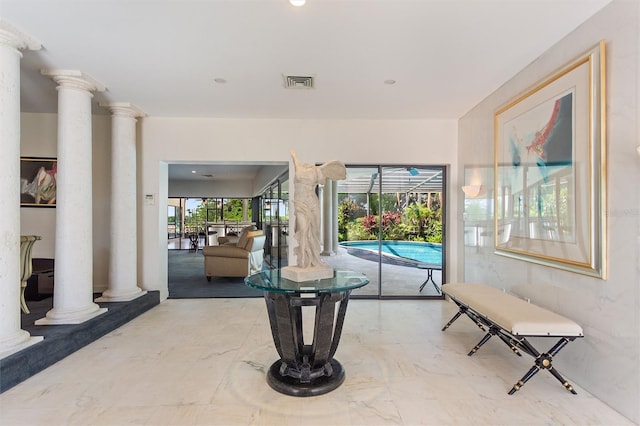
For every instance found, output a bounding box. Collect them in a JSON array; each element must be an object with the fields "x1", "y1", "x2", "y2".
[
  {"x1": 95, "y1": 288, "x2": 147, "y2": 303},
  {"x1": 0, "y1": 331, "x2": 43, "y2": 360},
  {"x1": 35, "y1": 304, "x2": 107, "y2": 325}
]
